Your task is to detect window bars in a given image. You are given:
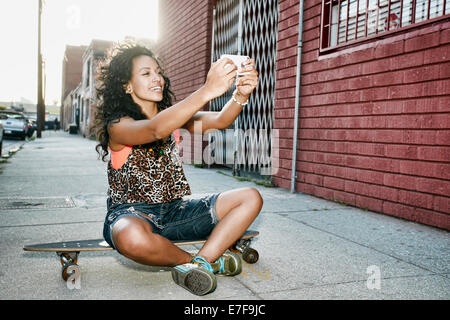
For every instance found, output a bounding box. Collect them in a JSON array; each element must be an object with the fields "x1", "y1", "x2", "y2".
[
  {"x1": 210, "y1": 0, "x2": 279, "y2": 177},
  {"x1": 321, "y1": 0, "x2": 450, "y2": 50}
]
